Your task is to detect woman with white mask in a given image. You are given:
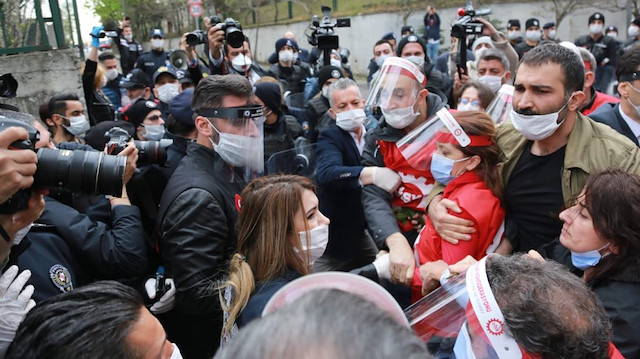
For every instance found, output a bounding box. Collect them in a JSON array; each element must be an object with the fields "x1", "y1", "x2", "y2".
[{"x1": 219, "y1": 174, "x2": 330, "y2": 342}]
